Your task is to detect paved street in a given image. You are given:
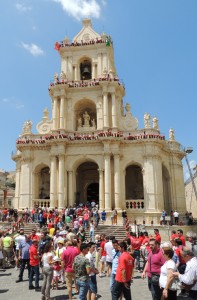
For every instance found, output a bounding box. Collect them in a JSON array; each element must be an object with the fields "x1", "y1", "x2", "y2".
[
  {"x1": 0, "y1": 267, "x2": 152, "y2": 300},
  {"x1": 0, "y1": 267, "x2": 187, "y2": 300}
]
